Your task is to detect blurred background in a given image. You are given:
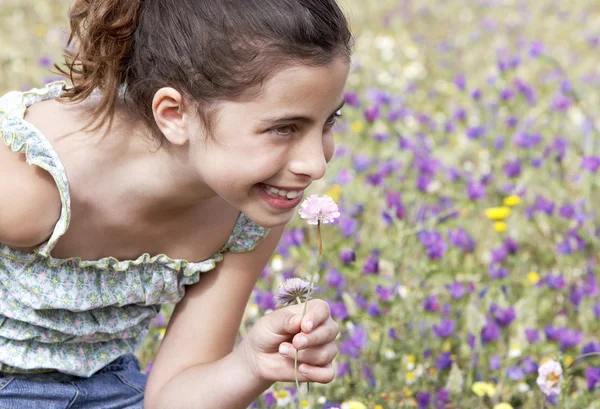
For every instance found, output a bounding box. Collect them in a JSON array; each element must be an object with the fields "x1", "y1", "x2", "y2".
[{"x1": 2, "y1": 1, "x2": 600, "y2": 408}]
